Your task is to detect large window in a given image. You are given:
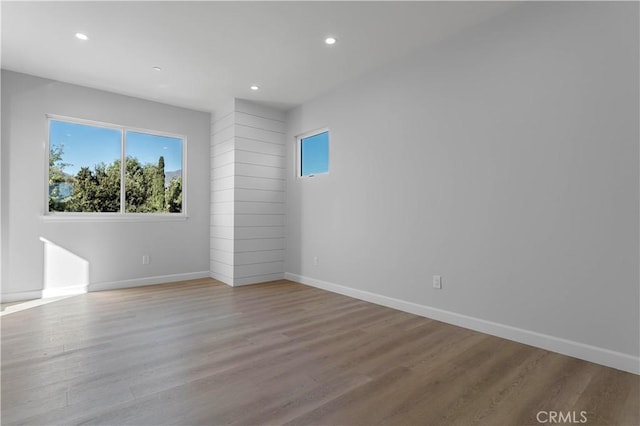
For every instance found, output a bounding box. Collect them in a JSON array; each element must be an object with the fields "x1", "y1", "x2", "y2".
[
  {"x1": 48, "y1": 117, "x2": 184, "y2": 215},
  {"x1": 297, "y1": 129, "x2": 329, "y2": 177}
]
